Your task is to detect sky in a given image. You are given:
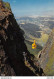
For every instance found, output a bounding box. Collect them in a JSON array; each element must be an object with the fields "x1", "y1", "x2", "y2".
[{"x1": 3, "y1": 0, "x2": 54, "y2": 17}]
